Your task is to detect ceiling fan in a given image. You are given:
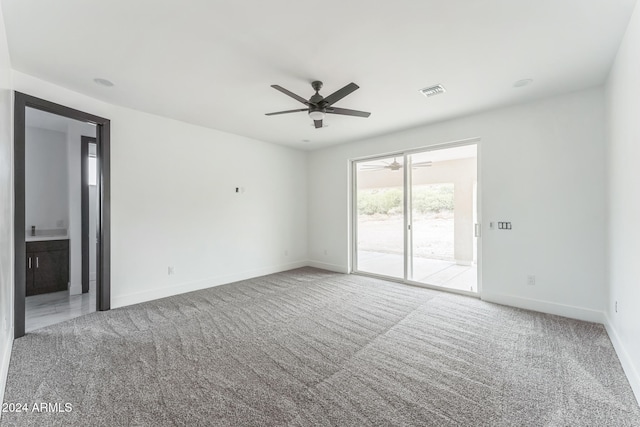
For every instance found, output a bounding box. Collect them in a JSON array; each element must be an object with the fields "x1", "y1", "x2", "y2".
[
  {"x1": 266, "y1": 81, "x2": 371, "y2": 128},
  {"x1": 359, "y1": 158, "x2": 432, "y2": 171}
]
